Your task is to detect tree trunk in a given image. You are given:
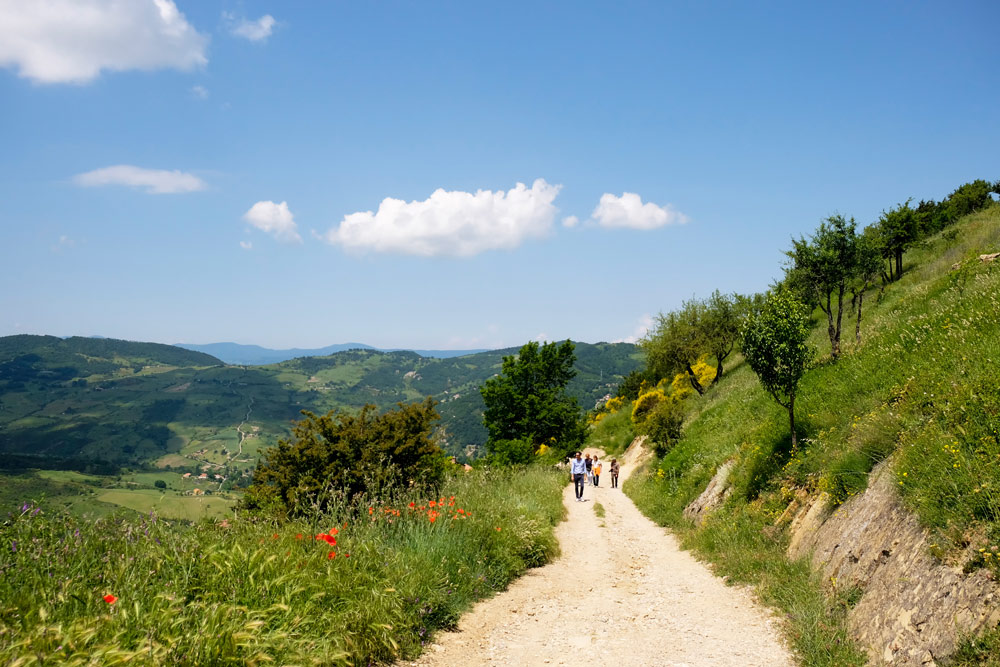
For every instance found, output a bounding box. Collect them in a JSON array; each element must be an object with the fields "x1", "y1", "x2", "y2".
[
  {"x1": 685, "y1": 364, "x2": 705, "y2": 395},
  {"x1": 855, "y1": 289, "x2": 864, "y2": 343},
  {"x1": 824, "y1": 293, "x2": 837, "y2": 357},
  {"x1": 788, "y1": 393, "x2": 797, "y2": 450},
  {"x1": 712, "y1": 359, "x2": 723, "y2": 385},
  {"x1": 832, "y1": 283, "x2": 844, "y2": 359}
]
